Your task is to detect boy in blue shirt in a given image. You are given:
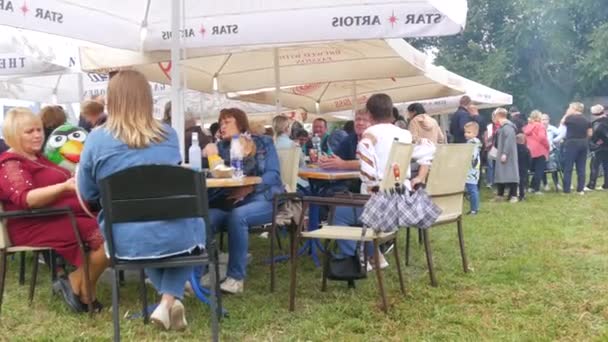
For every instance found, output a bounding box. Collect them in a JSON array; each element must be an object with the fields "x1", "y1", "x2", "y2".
[{"x1": 464, "y1": 122, "x2": 482, "y2": 214}]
